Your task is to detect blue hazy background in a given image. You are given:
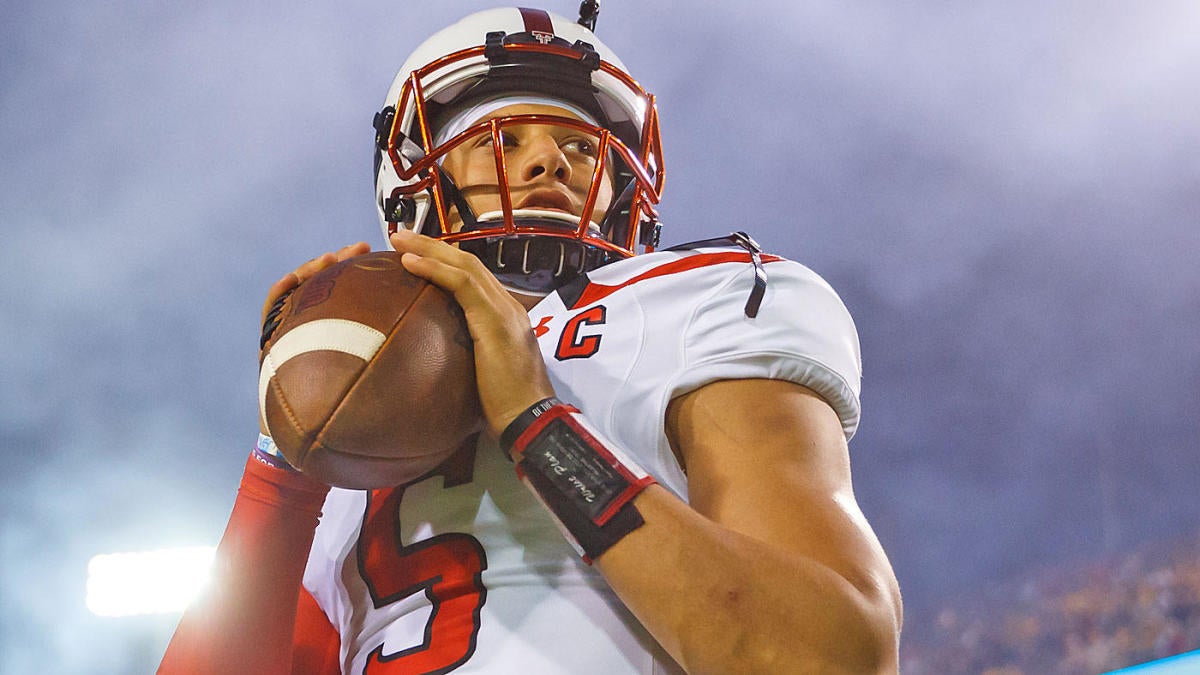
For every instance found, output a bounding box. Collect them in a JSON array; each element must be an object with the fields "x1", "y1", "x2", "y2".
[{"x1": 2, "y1": 1, "x2": 1198, "y2": 672}]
